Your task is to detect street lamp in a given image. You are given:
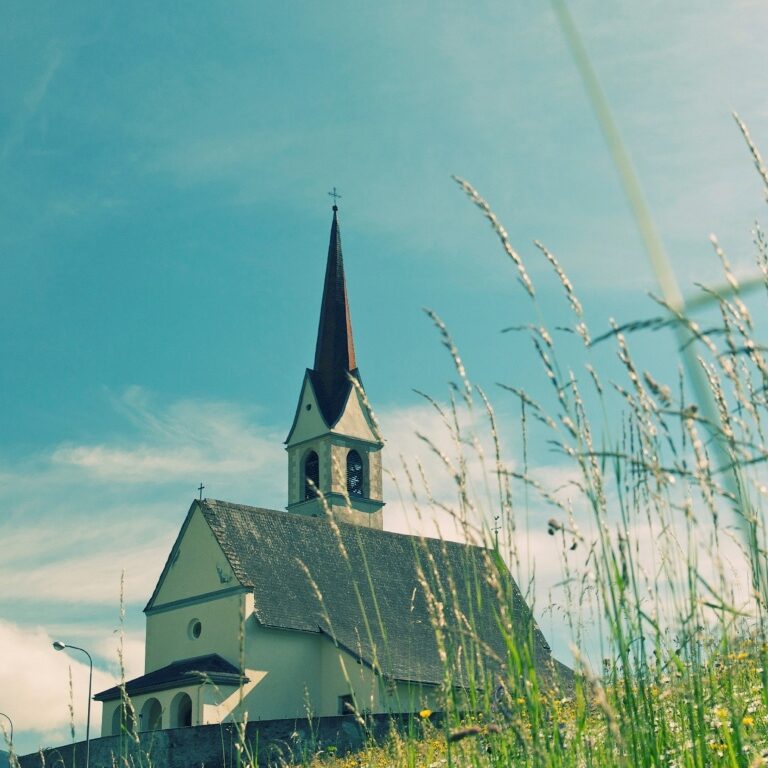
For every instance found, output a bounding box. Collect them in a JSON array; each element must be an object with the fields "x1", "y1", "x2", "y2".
[
  {"x1": 0, "y1": 712, "x2": 13, "y2": 751},
  {"x1": 53, "y1": 641, "x2": 93, "y2": 768}
]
